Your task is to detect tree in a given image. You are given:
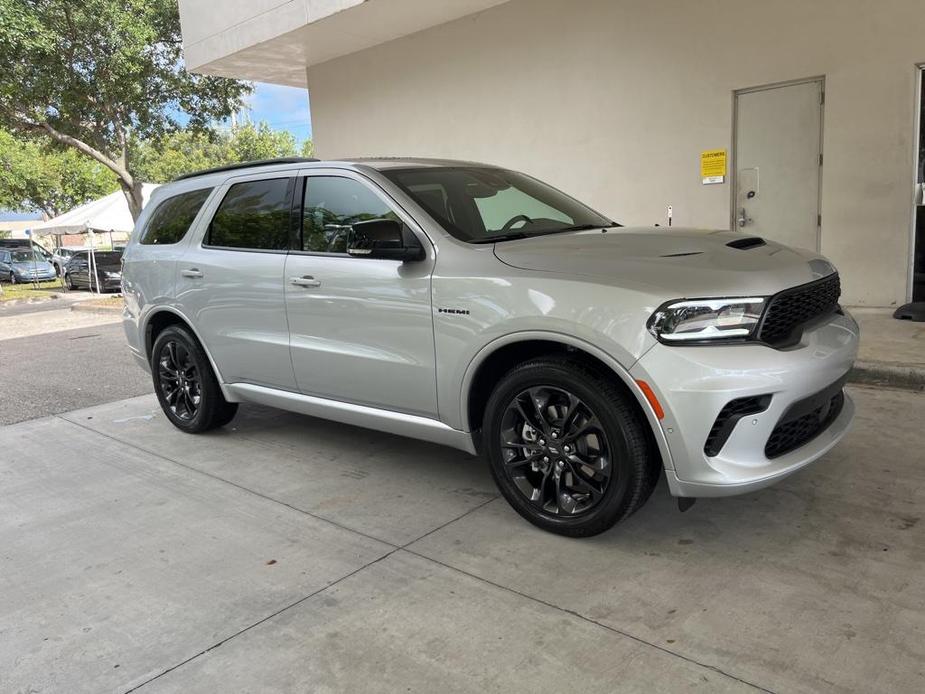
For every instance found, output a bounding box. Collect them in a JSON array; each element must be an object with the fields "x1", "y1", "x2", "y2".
[
  {"x1": 0, "y1": 130, "x2": 118, "y2": 218},
  {"x1": 132, "y1": 123, "x2": 307, "y2": 183},
  {"x1": 0, "y1": 0, "x2": 251, "y2": 220},
  {"x1": 228, "y1": 122, "x2": 296, "y2": 163},
  {"x1": 300, "y1": 139, "x2": 315, "y2": 158}
]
